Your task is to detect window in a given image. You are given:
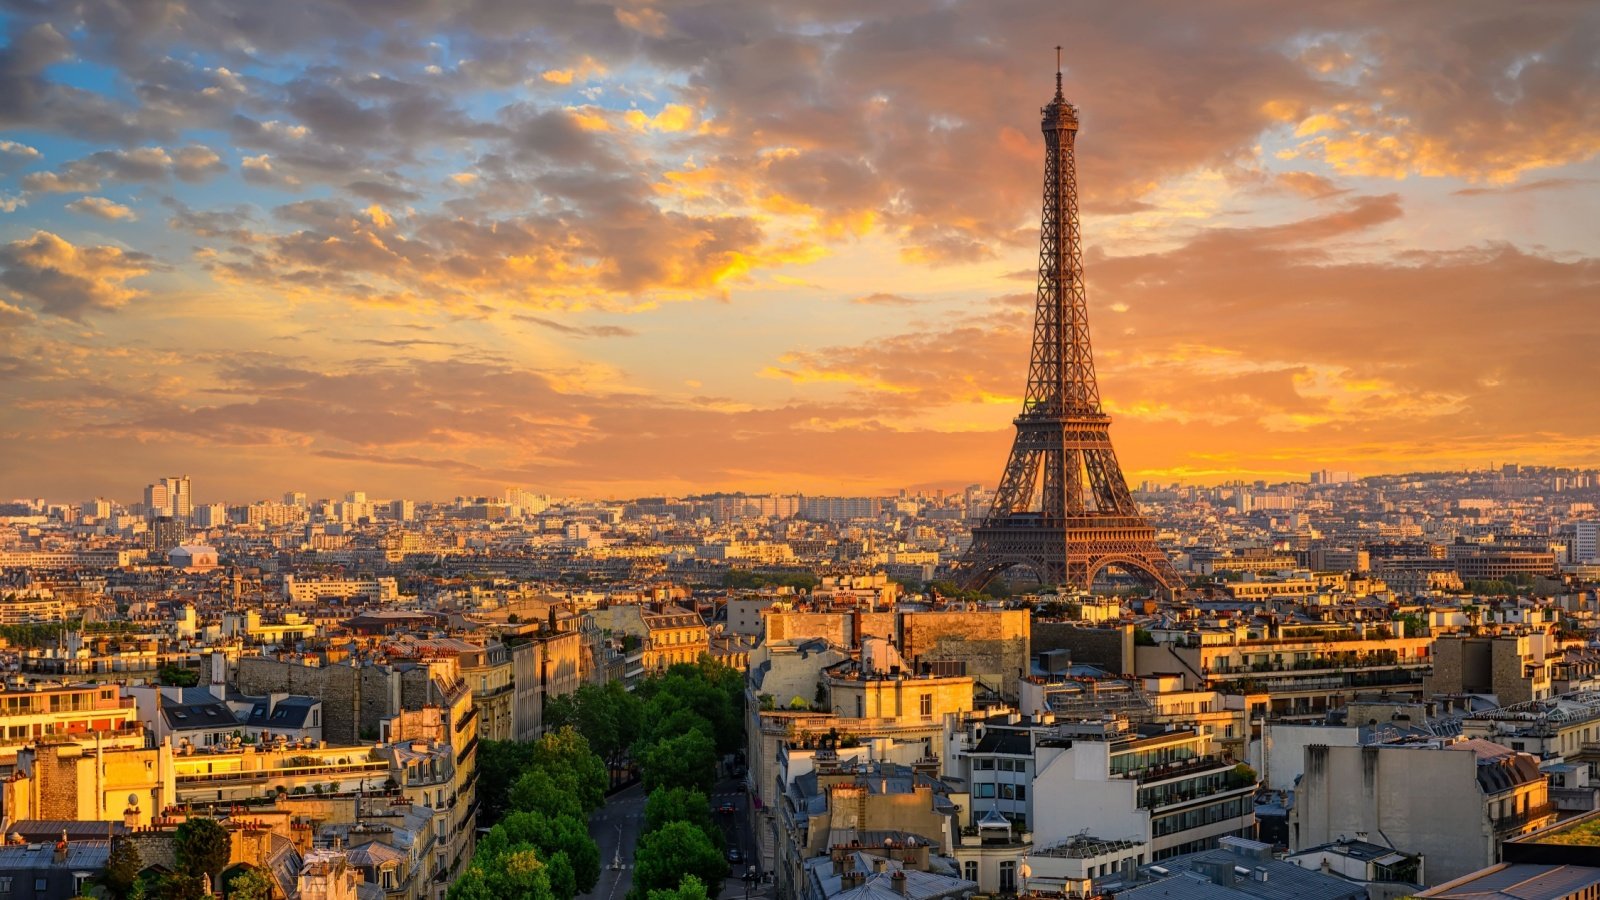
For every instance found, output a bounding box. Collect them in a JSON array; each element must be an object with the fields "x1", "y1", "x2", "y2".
[
  {"x1": 0, "y1": 876, "x2": 13, "y2": 893},
  {"x1": 920, "y1": 693, "x2": 932, "y2": 717},
  {"x1": 963, "y1": 862, "x2": 978, "y2": 883},
  {"x1": 1000, "y1": 784, "x2": 1015, "y2": 800},
  {"x1": 975, "y1": 758, "x2": 995, "y2": 770},
  {"x1": 1016, "y1": 785, "x2": 1026, "y2": 801},
  {"x1": 975, "y1": 784, "x2": 995, "y2": 798},
  {"x1": 999, "y1": 861, "x2": 1016, "y2": 893},
  {"x1": 34, "y1": 880, "x2": 47, "y2": 893}
]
